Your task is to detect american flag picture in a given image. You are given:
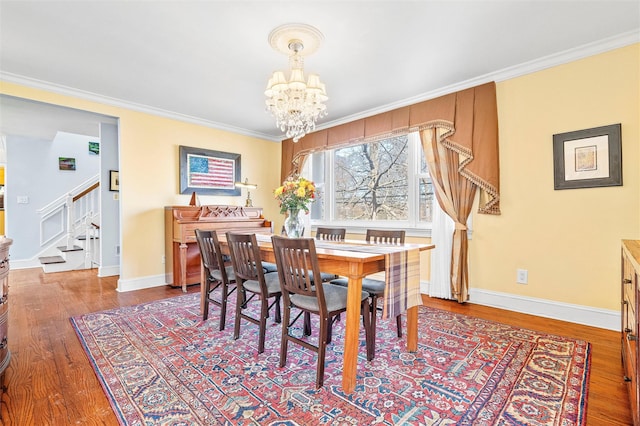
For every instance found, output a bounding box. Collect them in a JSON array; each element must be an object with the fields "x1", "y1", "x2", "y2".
[{"x1": 187, "y1": 154, "x2": 235, "y2": 189}]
